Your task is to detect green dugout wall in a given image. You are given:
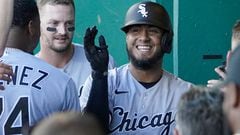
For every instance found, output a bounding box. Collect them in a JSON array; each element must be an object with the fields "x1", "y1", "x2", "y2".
[{"x1": 35, "y1": 0, "x2": 240, "y2": 85}]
